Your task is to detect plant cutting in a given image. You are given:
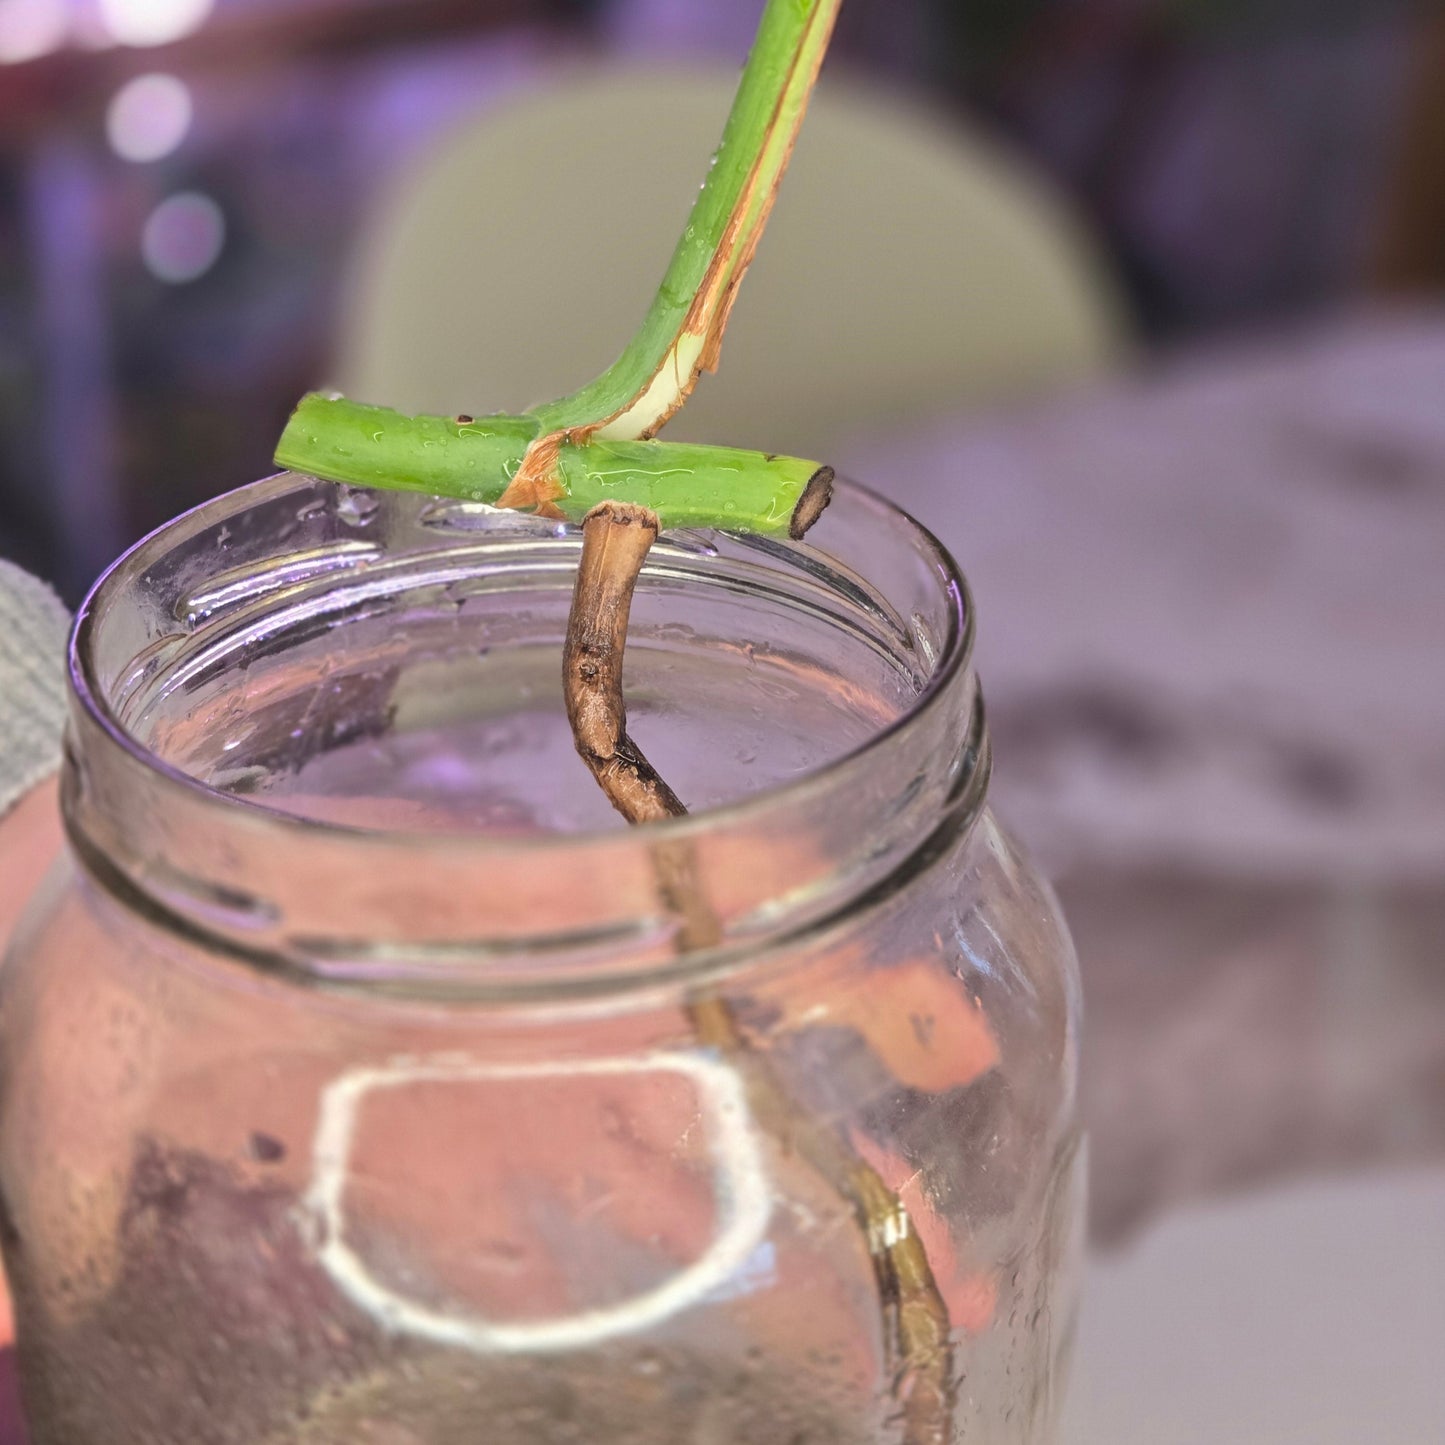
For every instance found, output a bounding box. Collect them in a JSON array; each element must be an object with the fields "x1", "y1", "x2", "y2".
[
  {"x1": 0, "y1": 3, "x2": 1088, "y2": 1439},
  {"x1": 275, "y1": 3, "x2": 958, "y2": 1439}
]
